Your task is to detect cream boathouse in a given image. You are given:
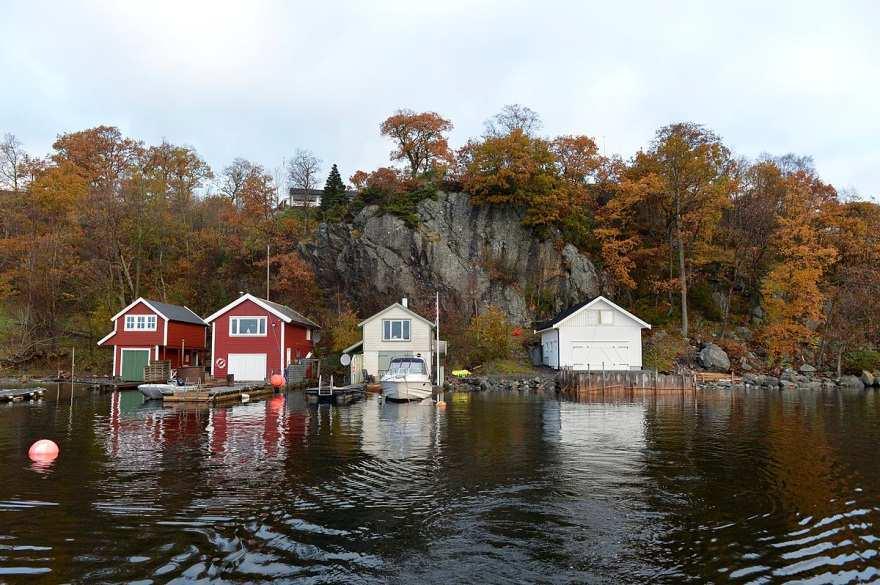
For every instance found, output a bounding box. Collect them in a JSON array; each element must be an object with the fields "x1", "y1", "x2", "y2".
[
  {"x1": 535, "y1": 296, "x2": 651, "y2": 371},
  {"x1": 342, "y1": 298, "x2": 445, "y2": 384}
]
